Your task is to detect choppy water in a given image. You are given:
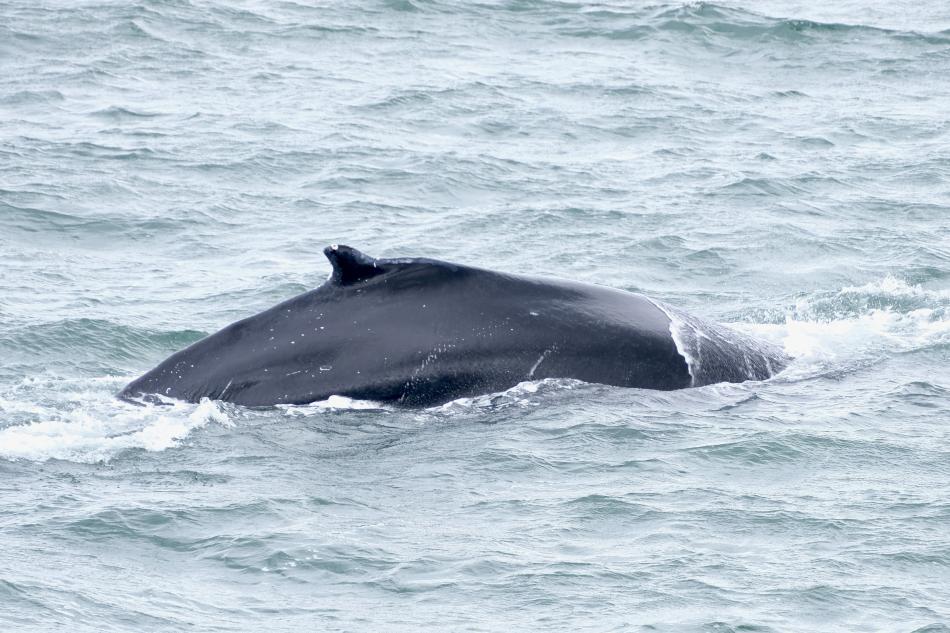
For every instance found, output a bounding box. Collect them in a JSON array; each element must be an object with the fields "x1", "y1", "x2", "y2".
[{"x1": 2, "y1": 0, "x2": 949, "y2": 630}]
